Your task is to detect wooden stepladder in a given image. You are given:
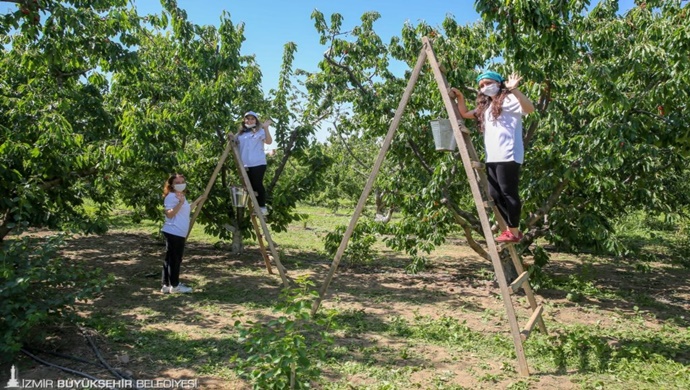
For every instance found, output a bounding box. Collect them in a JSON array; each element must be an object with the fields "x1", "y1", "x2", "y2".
[
  {"x1": 311, "y1": 36, "x2": 546, "y2": 376},
  {"x1": 188, "y1": 134, "x2": 290, "y2": 288}
]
